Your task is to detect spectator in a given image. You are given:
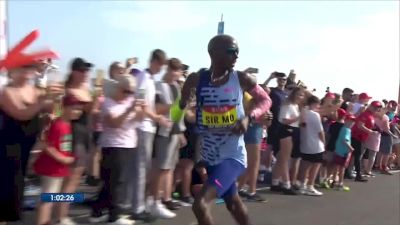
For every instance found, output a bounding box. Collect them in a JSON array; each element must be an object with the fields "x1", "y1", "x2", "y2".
[
  {"x1": 34, "y1": 95, "x2": 79, "y2": 225},
  {"x1": 298, "y1": 95, "x2": 325, "y2": 196},
  {"x1": 58, "y1": 57, "x2": 97, "y2": 225},
  {"x1": 271, "y1": 87, "x2": 305, "y2": 195},
  {"x1": 333, "y1": 115, "x2": 356, "y2": 191},
  {"x1": 130, "y1": 49, "x2": 170, "y2": 222},
  {"x1": 90, "y1": 74, "x2": 145, "y2": 225},
  {"x1": 351, "y1": 101, "x2": 382, "y2": 182},
  {"x1": 150, "y1": 58, "x2": 186, "y2": 217}
]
